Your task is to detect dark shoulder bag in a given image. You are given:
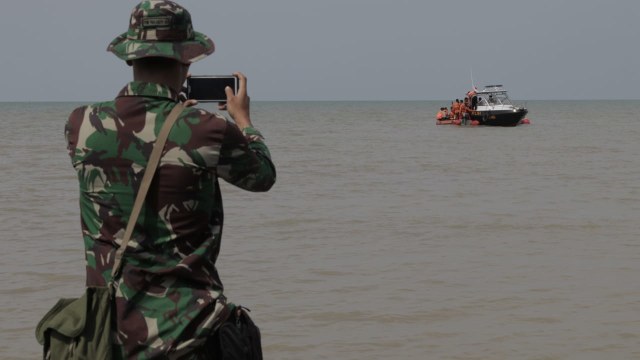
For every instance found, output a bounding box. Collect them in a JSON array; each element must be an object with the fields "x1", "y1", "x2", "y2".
[
  {"x1": 218, "y1": 305, "x2": 263, "y2": 360},
  {"x1": 201, "y1": 303, "x2": 263, "y2": 360},
  {"x1": 35, "y1": 104, "x2": 185, "y2": 360}
]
